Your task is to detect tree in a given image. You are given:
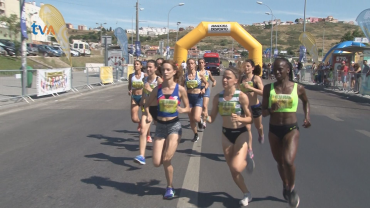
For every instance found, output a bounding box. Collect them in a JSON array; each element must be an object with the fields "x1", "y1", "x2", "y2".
[
  {"x1": 0, "y1": 14, "x2": 21, "y2": 40},
  {"x1": 339, "y1": 29, "x2": 365, "y2": 42},
  {"x1": 241, "y1": 51, "x2": 249, "y2": 58},
  {"x1": 109, "y1": 27, "x2": 112, "y2": 32}
]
